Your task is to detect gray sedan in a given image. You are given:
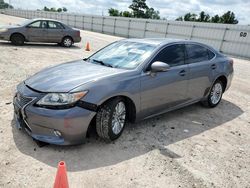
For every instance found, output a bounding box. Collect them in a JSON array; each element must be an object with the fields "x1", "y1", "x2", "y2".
[
  {"x1": 0, "y1": 18, "x2": 81, "y2": 47},
  {"x1": 13, "y1": 38, "x2": 233, "y2": 145}
]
